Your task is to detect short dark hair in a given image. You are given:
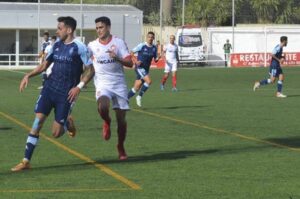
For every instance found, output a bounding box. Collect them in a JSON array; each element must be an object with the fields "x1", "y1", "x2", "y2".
[
  {"x1": 95, "y1": 16, "x2": 111, "y2": 26},
  {"x1": 280, "y1": 36, "x2": 288, "y2": 42},
  {"x1": 43, "y1": 32, "x2": 49, "y2": 36},
  {"x1": 57, "y1": 16, "x2": 77, "y2": 32},
  {"x1": 148, "y1": 31, "x2": 155, "y2": 36},
  {"x1": 51, "y1": 35, "x2": 57, "y2": 41}
]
